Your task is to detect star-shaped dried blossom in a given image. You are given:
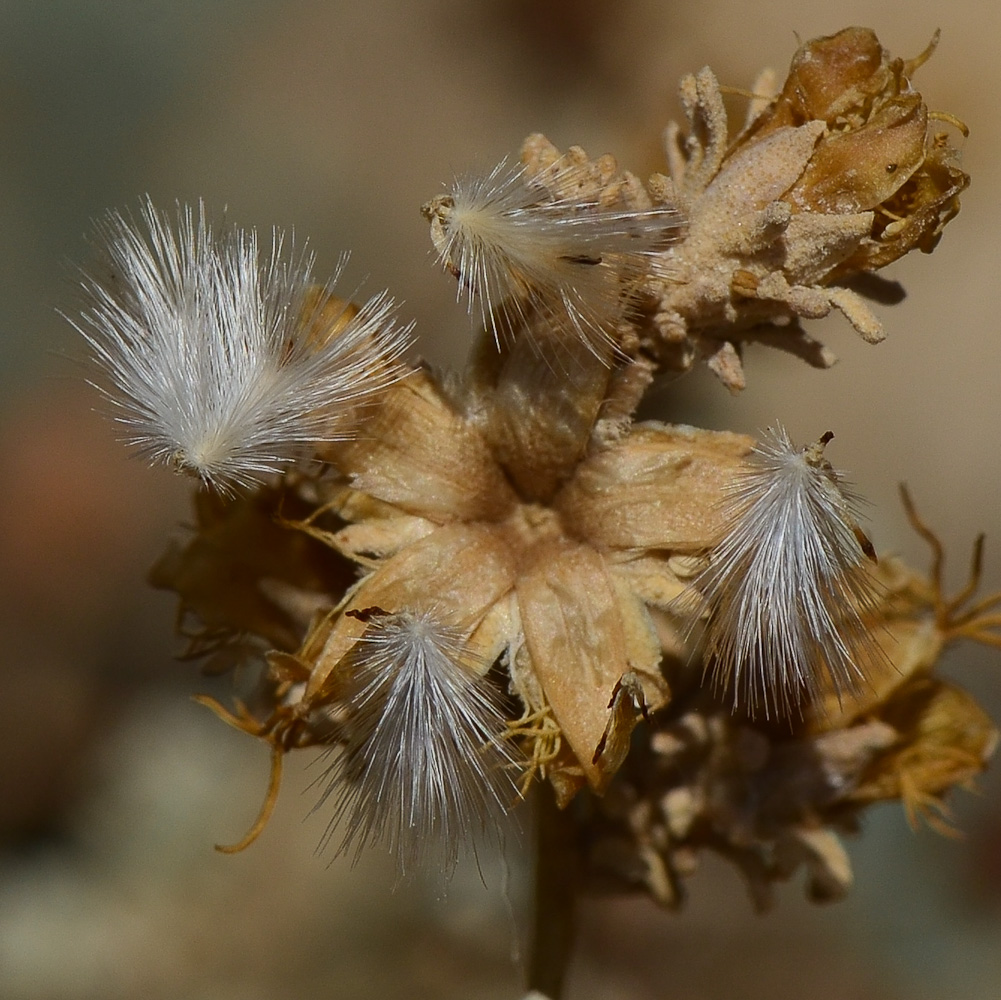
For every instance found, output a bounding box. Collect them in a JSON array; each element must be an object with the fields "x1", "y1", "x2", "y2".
[{"x1": 295, "y1": 334, "x2": 753, "y2": 804}]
